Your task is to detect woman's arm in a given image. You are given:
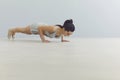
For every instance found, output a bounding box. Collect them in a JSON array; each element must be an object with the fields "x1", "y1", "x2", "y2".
[
  {"x1": 61, "y1": 35, "x2": 69, "y2": 42},
  {"x1": 38, "y1": 27, "x2": 50, "y2": 43}
]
